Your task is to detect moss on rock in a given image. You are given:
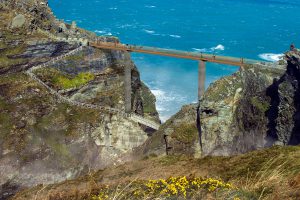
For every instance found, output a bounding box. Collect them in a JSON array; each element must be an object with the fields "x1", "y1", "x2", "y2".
[{"x1": 172, "y1": 123, "x2": 198, "y2": 144}]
